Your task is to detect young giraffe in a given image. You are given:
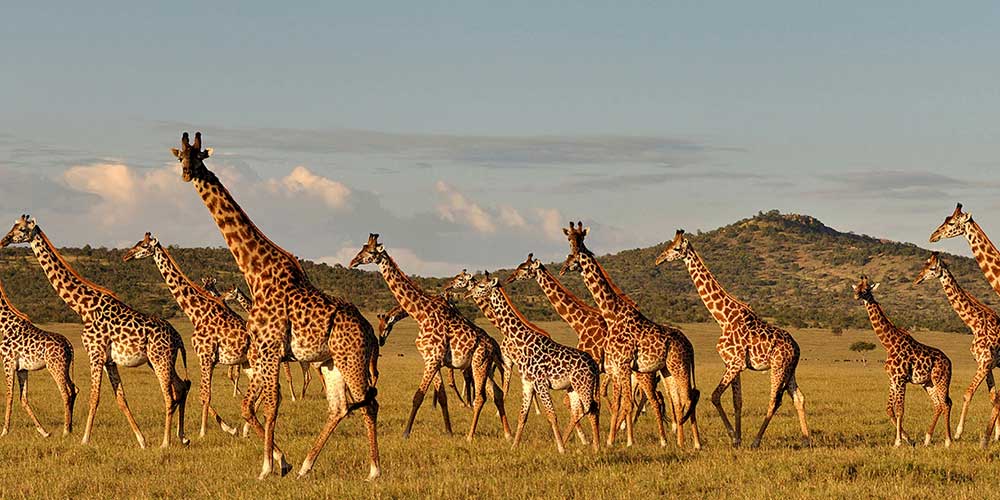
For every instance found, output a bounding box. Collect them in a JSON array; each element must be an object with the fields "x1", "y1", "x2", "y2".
[
  {"x1": 657, "y1": 229, "x2": 808, "y2": 448},
  {"x1": 929, "y1": 204, "x2": 1000, "y2": 298},
  {"x1": 123, "y1": 233, "x2": 248, "y2": 437},
  {"x1": 0, "y1": 216, "x2": 190, "y2": 448},
  {"x1": 0, "y1": 275, "x2": 77, "y2": 438},
  {"x1": 506, "y1": 253, "x2": 665, "y2": 430},
  {"x1": 915, "y1": 252, "x2": 1000, "y2": 445},
  {"x1": 562, "y1": 223, "x2": 701, "y2": 449},
  {"x1": 214, "y1": 281, "x2": 325, "y2": 401},
  {"x1": 852, "y1": 275, "x2": 953, "y2": 447},
  {"x1": 465, "y1": 274, "x2": 600, "y2": 452},
  {"x1": 349, "y1": 234, "x2": 510, "y2": 441},
  {"x1": 198, "y1": 277, "x2": 247, "y2": 398},
  {"x1": 172, "y1": 132, "x2": 379, "y2": 480},
  {"x1": 377, "y1": 303, "x2": 474, "y2": 408}
]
